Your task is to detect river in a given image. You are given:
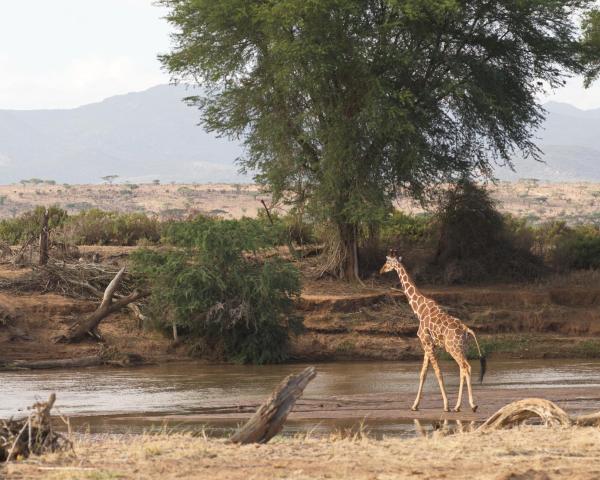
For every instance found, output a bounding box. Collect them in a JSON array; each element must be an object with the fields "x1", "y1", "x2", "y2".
[{"x1": 2, "y1": 359, "x2": 600, "y2": 437}]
